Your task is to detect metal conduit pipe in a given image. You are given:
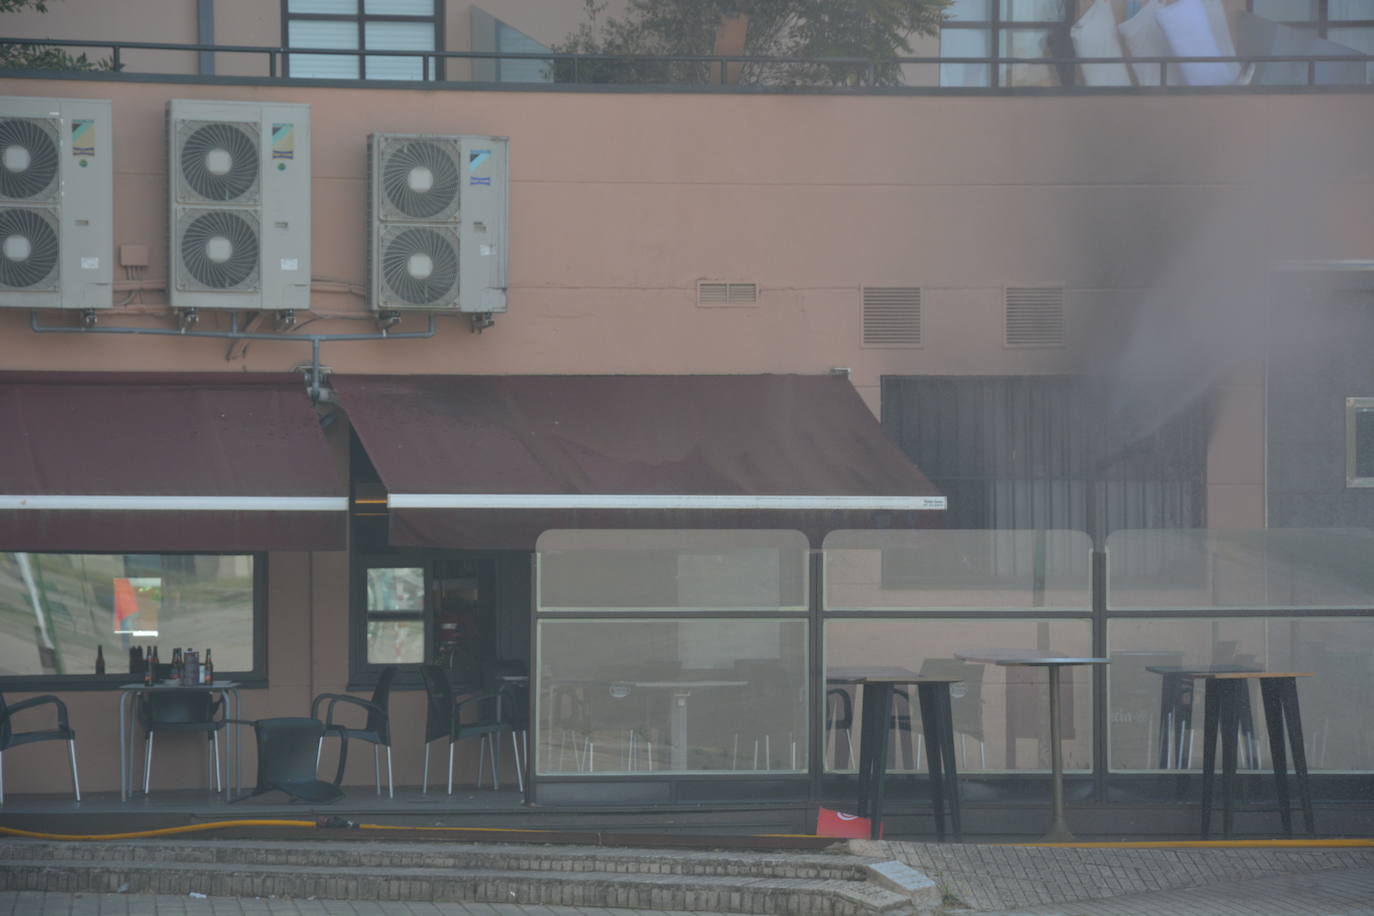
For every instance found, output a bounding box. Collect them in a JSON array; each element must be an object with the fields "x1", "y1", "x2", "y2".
[{"x1": 29, "y1": 310, "x2": 438, "y2": 403}]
